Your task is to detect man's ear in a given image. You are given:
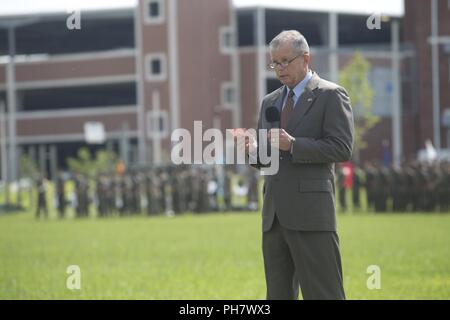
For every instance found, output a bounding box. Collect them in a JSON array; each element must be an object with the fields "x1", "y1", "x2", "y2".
[{"x1": 303, "y1": 53, "x2": 310, "y2": 67}]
